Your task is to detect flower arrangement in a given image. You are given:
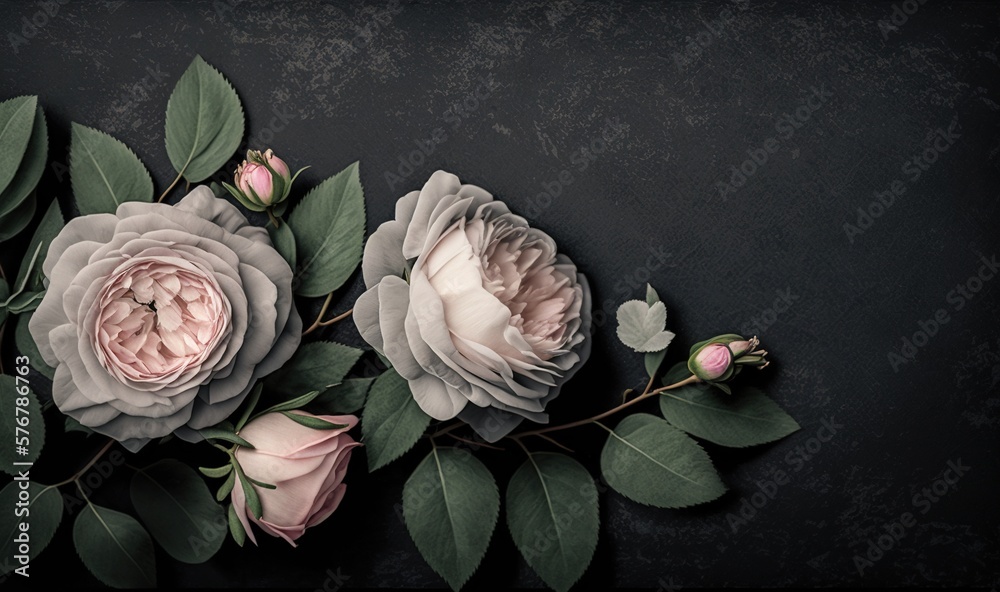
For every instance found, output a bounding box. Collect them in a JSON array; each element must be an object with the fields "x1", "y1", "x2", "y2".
[{"x1": 0, "y1": 56, "x2": 798, "y2": 590}]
